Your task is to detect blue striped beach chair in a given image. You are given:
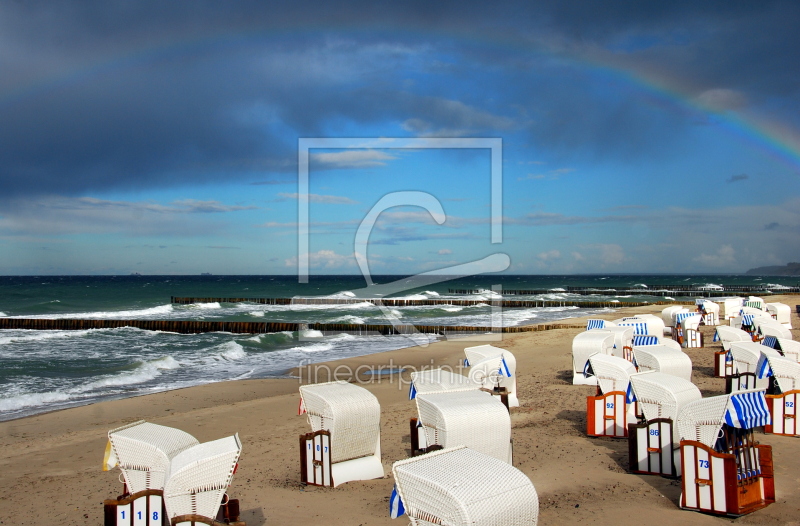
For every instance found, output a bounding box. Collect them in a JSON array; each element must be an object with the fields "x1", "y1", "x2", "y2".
[
  {"x1": 586, "y1": 319, "x2": 606, "y2": 331},
  {"x1": 632, "y1": 335, "x2": 659, "y2": 347},
  {"x1": 618, "y1": 322, "x2": 648, "y2": 335}
]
